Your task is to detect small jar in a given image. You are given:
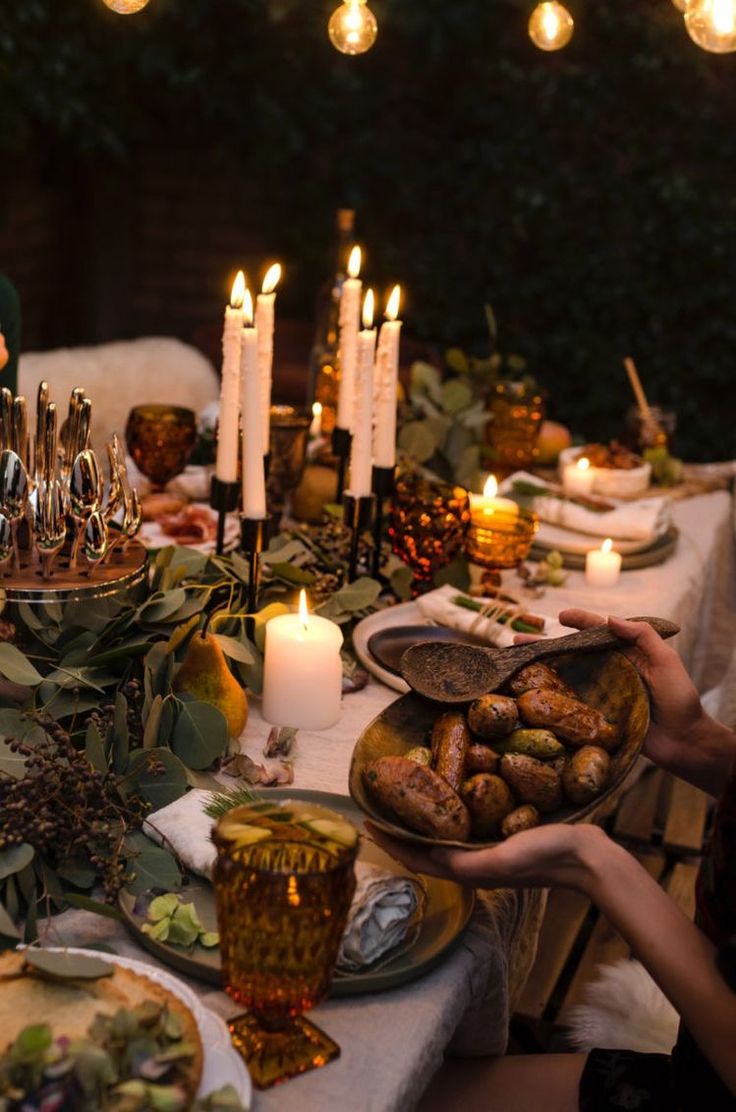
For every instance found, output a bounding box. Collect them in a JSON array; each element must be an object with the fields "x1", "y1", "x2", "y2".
[{"x1": 466, "y1": 505, "x2": 539, "y2": 569}]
